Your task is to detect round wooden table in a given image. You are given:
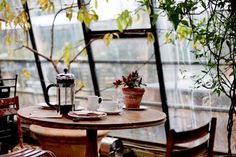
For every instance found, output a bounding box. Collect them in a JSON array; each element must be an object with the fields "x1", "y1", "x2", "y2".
[{"x1": 18, "y1": 106, "x2": 166, "y2": 157}]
